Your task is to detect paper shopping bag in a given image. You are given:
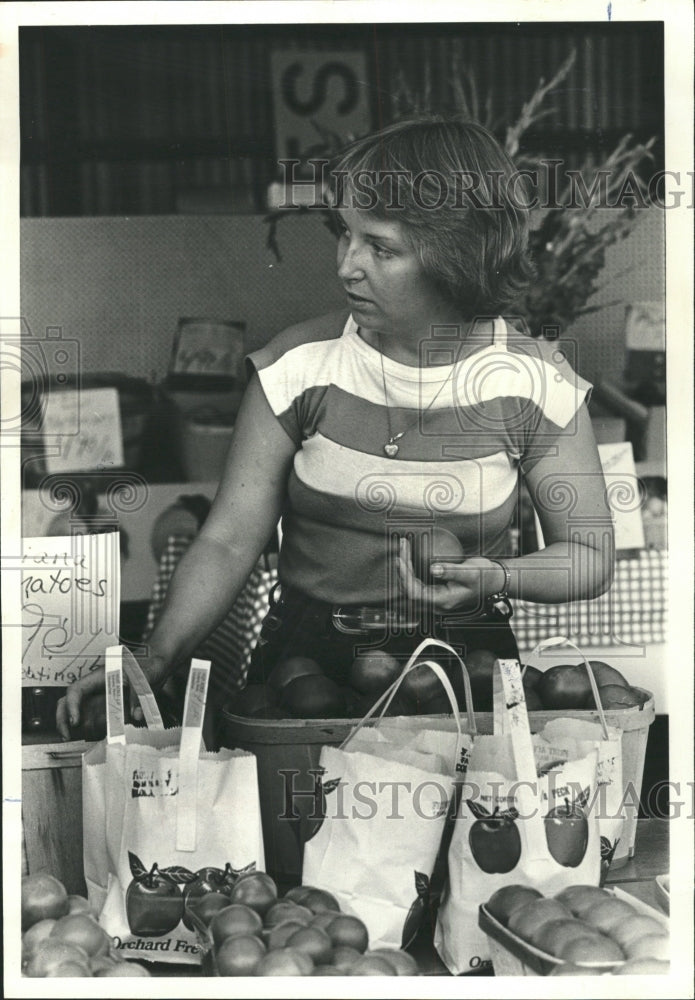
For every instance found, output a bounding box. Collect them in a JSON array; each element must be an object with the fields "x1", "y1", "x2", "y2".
[
  {"x1": 302, "y1": 641, "x2": 464, "y2": 951},
  {"x1": 82, "y1": 649, "x2": 167, "y2": 912},
  {"x1": 434, "y1": 657, "x2": 601, "y2": 975},
  {"x1": 93, "y1": 647, "x2": 264, "y2": 965},
  {"x1": 526, "y1": 636, "x2": 626, "y2": 880},
  {"x1": 533, "y1": 714, "x2": 624, "y2": 884}
]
